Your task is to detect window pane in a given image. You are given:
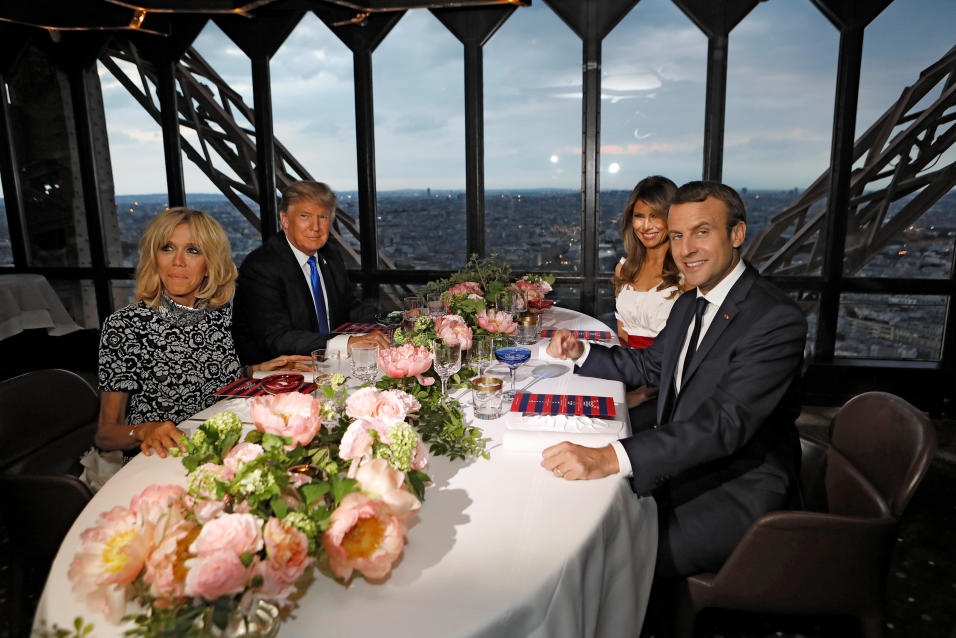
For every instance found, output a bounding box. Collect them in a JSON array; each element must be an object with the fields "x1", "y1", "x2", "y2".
[
  {"x1": 185, "y1": 23, "x2": 261, "y2": 267},
  {"x1": 50, "y1": 279, "x2": 99, "y2": 330},
  {"x1": 6, "y1": 45, "x2": 92, "y2": 267},
  {"x1": 846, "y1": 0, "x2": 956, "y2": 279},
  {"x1": 110, "y1": 280, "x2": 136, "y2": 312},
  {"x1": 0, "y1": 185, "x2": 11, "y2": 266},
  {"x1": 374, "y1": 11, "x2": 464, "y2": 270},
  {"x1": 484, "y1": 4, "x2": 581, "y2": 273},
  {"x1": 836, "y1": 293, "x2": 945, "y2": 361},
  {"x1": 726, "y1": 3, "x2": 836, "y2": 277}
]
